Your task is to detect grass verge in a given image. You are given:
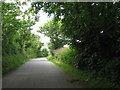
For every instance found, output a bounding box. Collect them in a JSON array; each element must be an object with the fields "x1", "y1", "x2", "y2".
[{"x1": 47, "y1": 55, "x2": 116, "y2": 88}]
